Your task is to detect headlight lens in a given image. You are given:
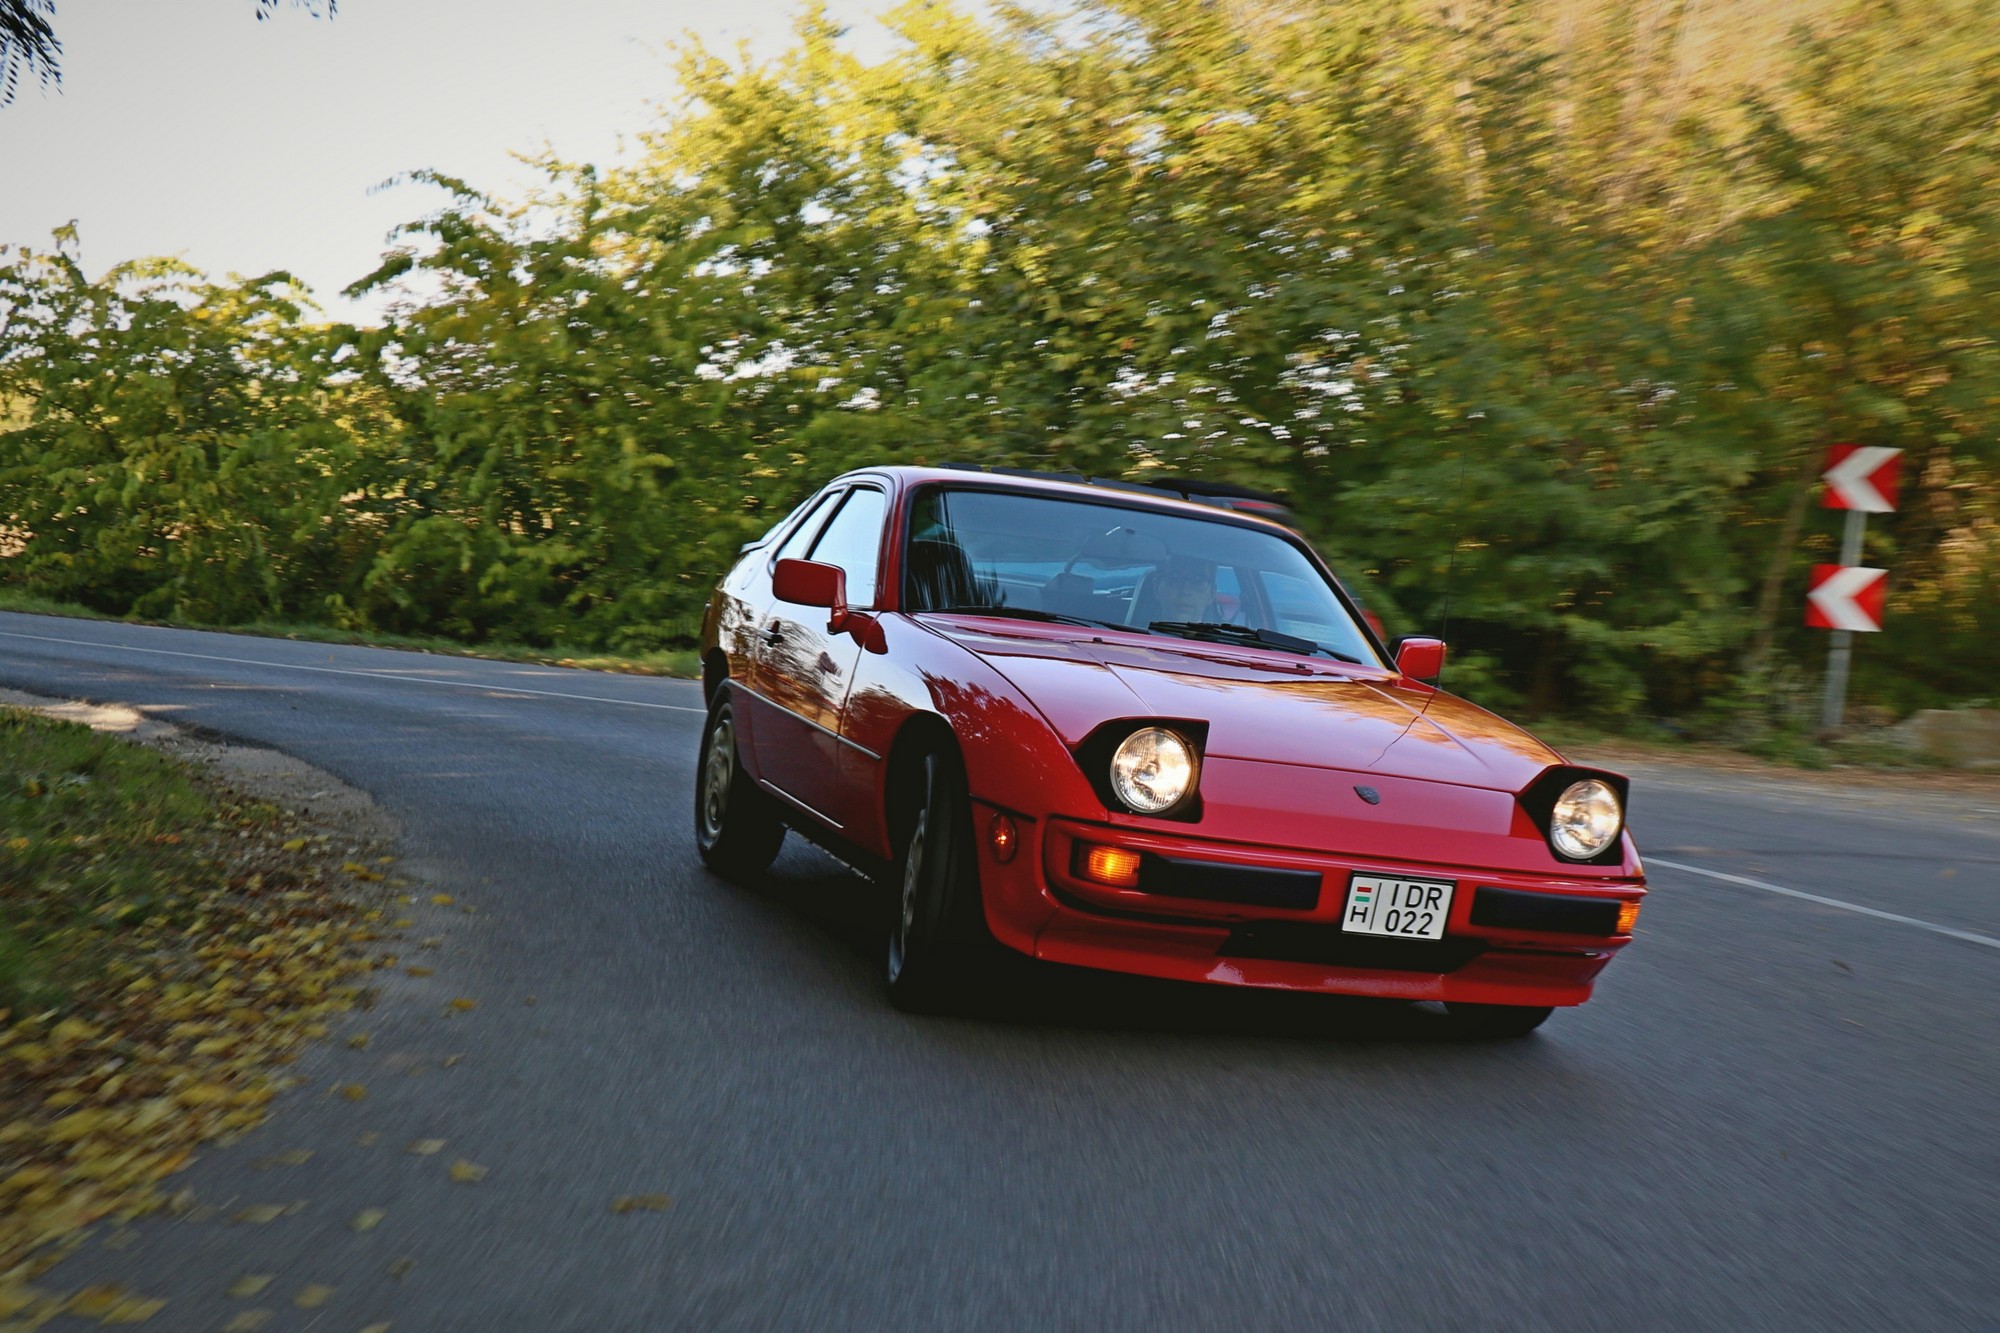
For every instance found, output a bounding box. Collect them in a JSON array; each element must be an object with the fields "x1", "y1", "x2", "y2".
[
  {"x1": 1109, "y1": 727, "x2": 1196, "y2": 814},
  {"x1": 1550, "y1": 779, "x2": 1623, "y2": 859}
]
